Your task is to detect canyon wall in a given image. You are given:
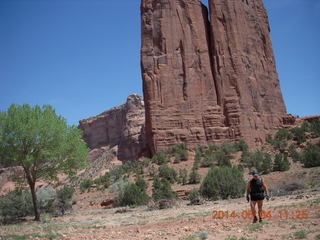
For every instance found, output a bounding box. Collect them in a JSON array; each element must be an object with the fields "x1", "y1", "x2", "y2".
[
  {"x1": 141, "y1": 0, "x2": 288, "y2": 154},
  {"x1": 79, "y1": 94, "x2": 146, "y2": 161}
]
